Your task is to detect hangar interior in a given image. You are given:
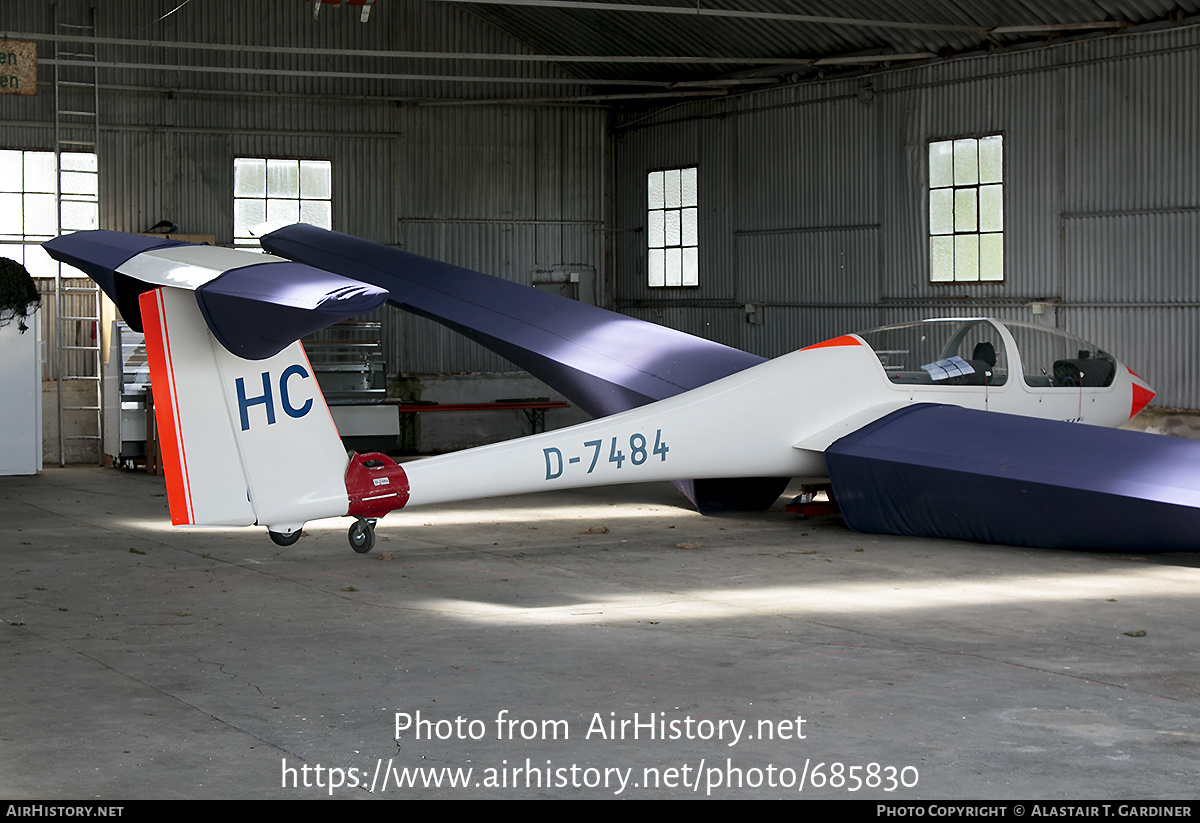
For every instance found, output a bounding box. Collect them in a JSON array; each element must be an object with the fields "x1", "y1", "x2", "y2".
[
  {"x1": 3, "y1": 0, "x2": 1200, "y2": 801},
  {"x1": 3, "y1": 0, "x2": 1200, "y2": 466}
]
